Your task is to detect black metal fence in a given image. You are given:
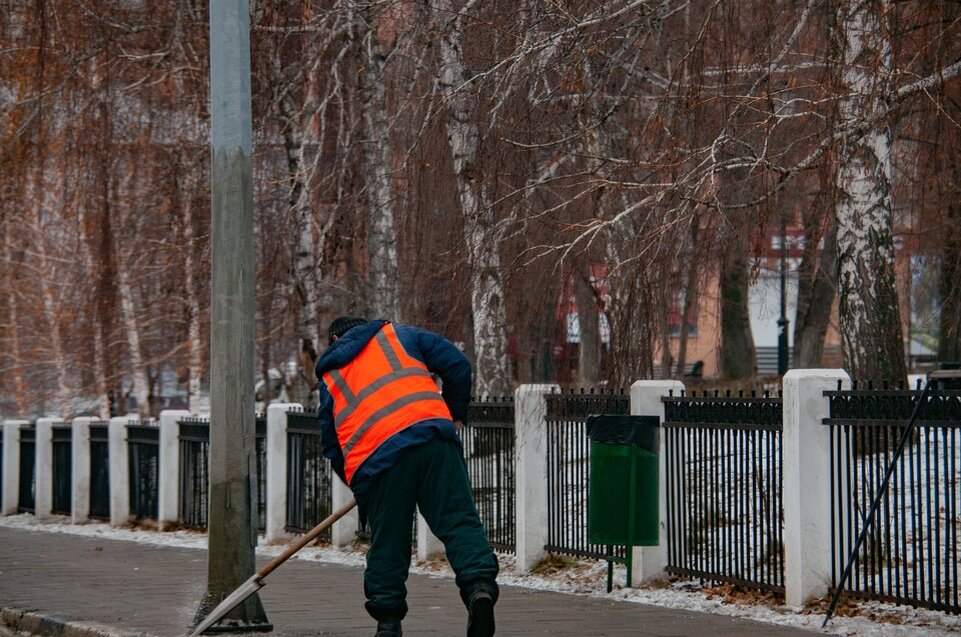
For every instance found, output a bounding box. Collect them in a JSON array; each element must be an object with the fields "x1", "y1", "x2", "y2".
[
  {"x1": 52, "y1": 422, "x2": 72, "y2": 515},
  {"x1": 89, "y1": 422, "x2": 110, "y2": 520},
  {"x1": 464, "y1": 397, "x2": 515, "y2": 553},
  {"x1": 544, "y1": 389, "x2": 630, "y2": 561},
  {"x1": 178, "y1": 416, "x2": 268, "y2": 531},
  {"x1": 256, "y1": 415, "x2": 267, "y2": 531},
  {"x1": 127, "y1": 422, "x2": 159, "y2": 522},
  {"x1": 825, "y1": 381, "x2": 961, "y2": 613},
  {"x1": 179, "y1": 418, "x2": 209, "y2": 529},
  {"x1": 663, "y1": 390, "x2": 785, "y2": 593},
  {"x1": 285, "y1": 410, "x2": 333, "y2": 539},
  {"x1": 18, "y1": 424, "x2": 35, "y2": 513}
]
